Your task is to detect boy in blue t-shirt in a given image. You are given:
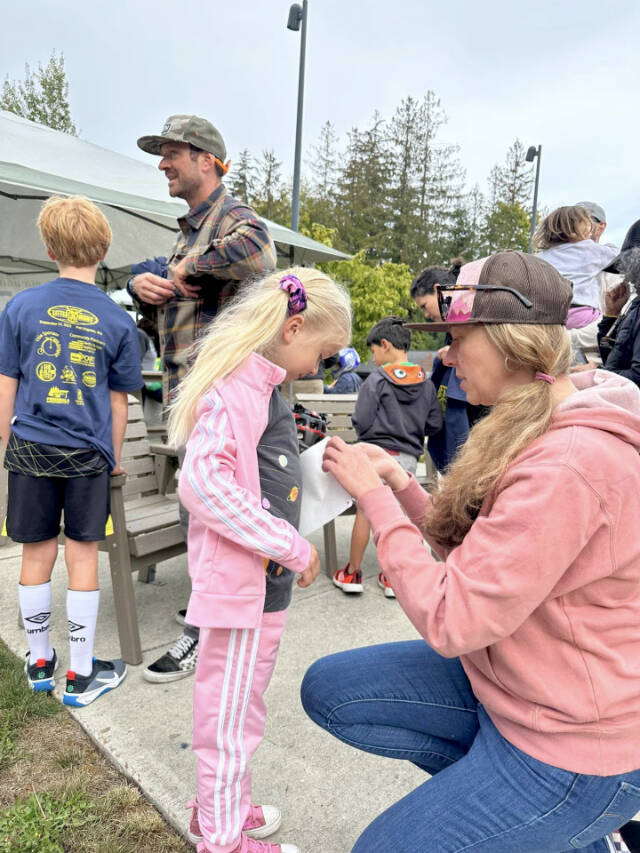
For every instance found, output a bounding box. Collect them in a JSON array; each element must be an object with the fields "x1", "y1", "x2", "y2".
[{"x1": 0, "y1": 196, "x2": 143, "y2": 706}]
